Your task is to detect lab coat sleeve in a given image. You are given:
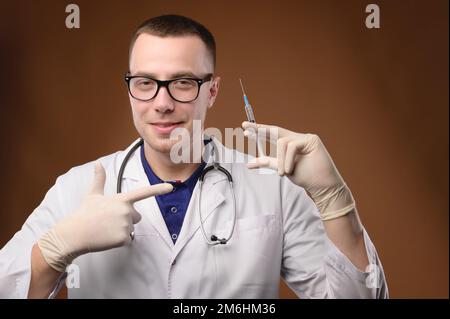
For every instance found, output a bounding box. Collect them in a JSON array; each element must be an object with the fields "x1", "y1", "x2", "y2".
[
  {"x1": 280, "y1": 178, "x2": 388, "y2": 299},
  {"x1": 0, "y1": 174, "x2": 70, "y2": 298}
]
